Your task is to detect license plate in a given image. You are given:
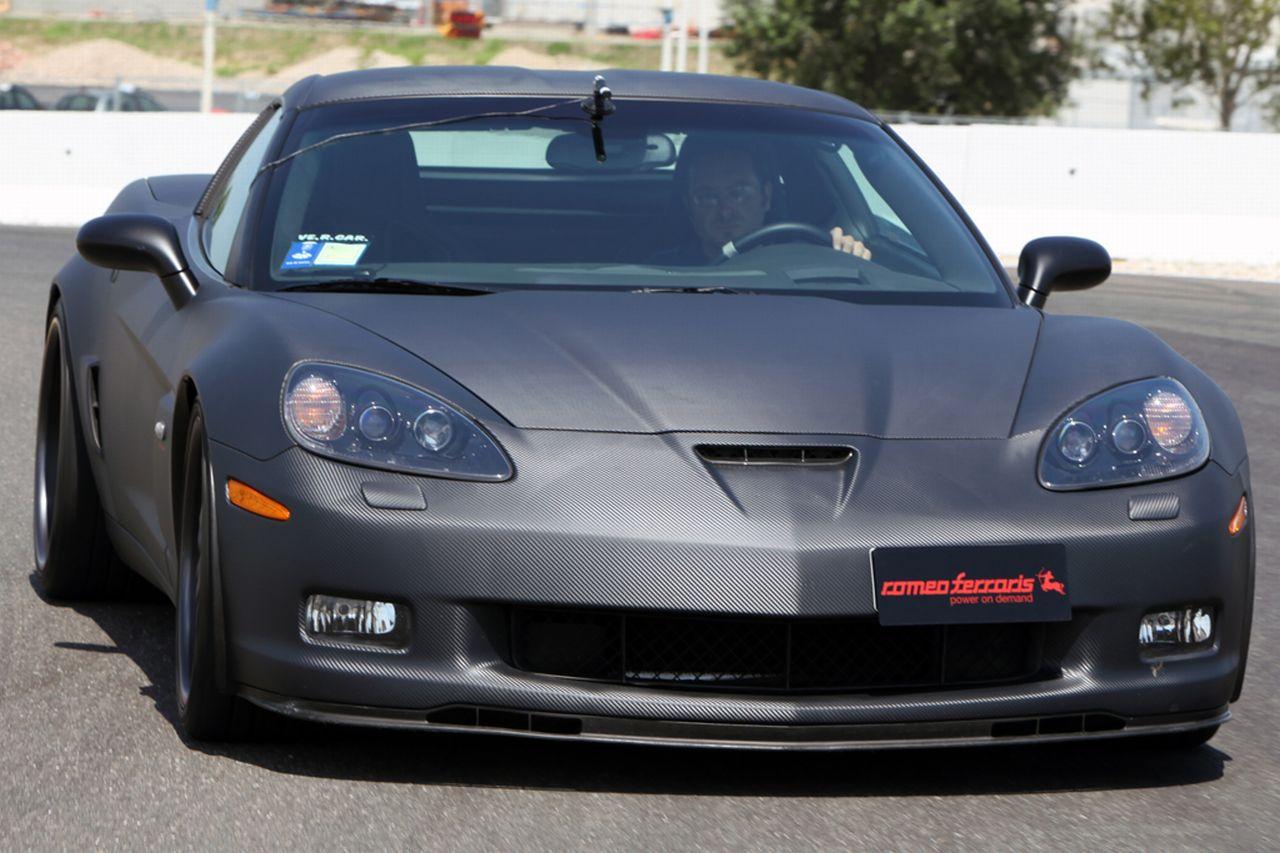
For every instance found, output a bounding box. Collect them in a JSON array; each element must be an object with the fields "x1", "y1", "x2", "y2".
[{"x1": 871, "y1": 545, "x2": 1070, "y2": 626}]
